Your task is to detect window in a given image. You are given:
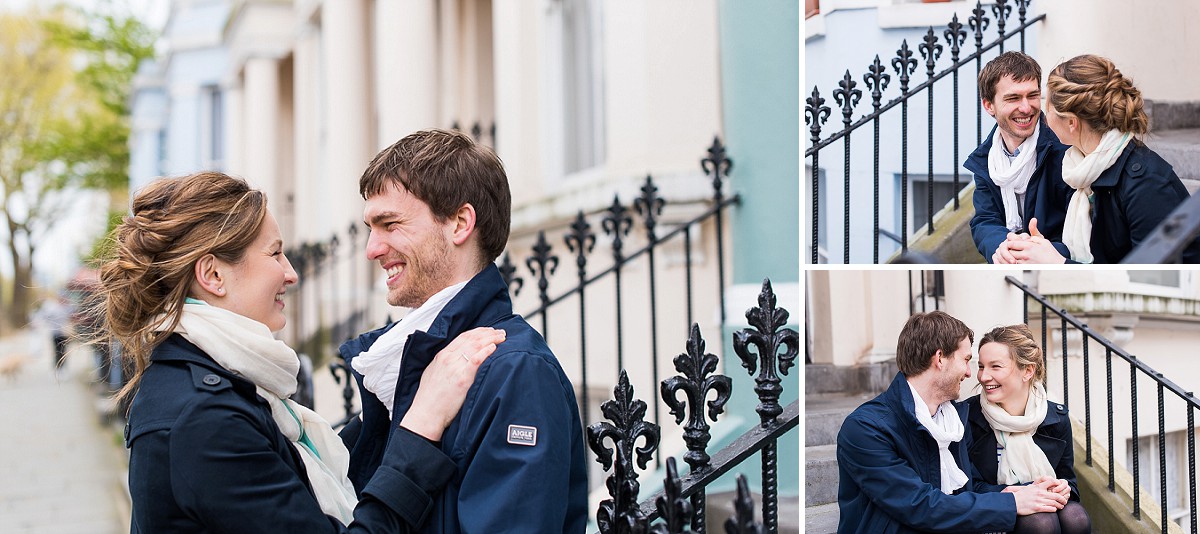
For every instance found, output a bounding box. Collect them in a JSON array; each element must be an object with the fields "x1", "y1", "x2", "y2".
[
  {"x1": 199, "y1": 85, "x2": 224, "y2": 170},
  {"x1": 561, "y1": 0, "x2": 605, "y2": 174},
  {"x1": 1129, "y1": 430, "x2": 1192, "y2": 532},
  {"x1": 899, "y1": 173, "x2": 964, "y2": 233},
  {"x1": 1128, "y1": 270, "x2": 1181, "y2": 288}
]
